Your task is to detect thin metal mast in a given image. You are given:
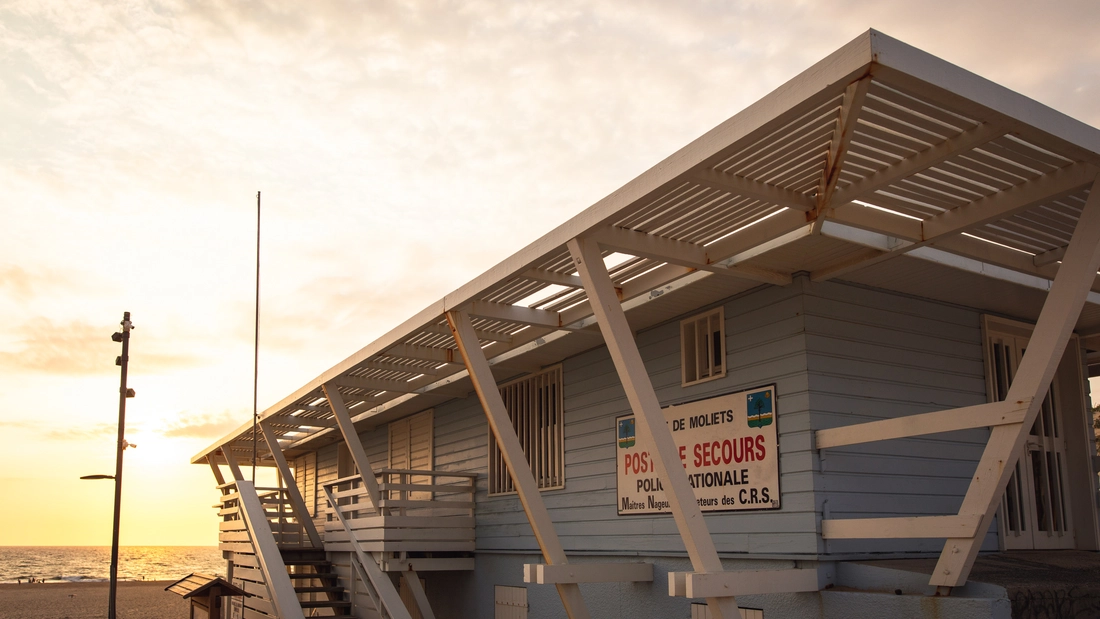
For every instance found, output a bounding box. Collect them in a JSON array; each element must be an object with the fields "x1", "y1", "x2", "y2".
[{"x1": 253, "y1": 191, "x2": 261, "y2": 481}]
